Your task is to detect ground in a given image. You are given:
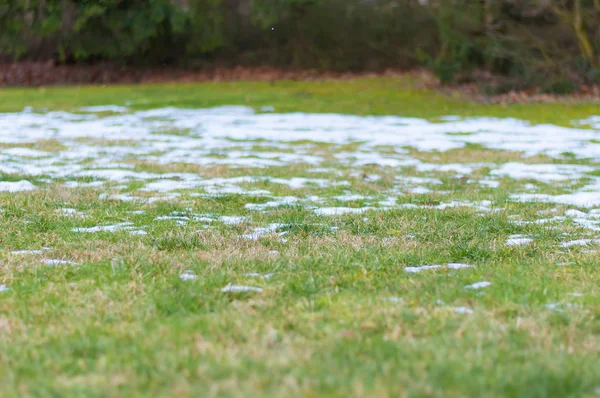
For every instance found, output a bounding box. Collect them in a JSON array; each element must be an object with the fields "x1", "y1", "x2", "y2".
[{"x1": 0, "y1": 76, "x2": 599, "y2": 397}]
